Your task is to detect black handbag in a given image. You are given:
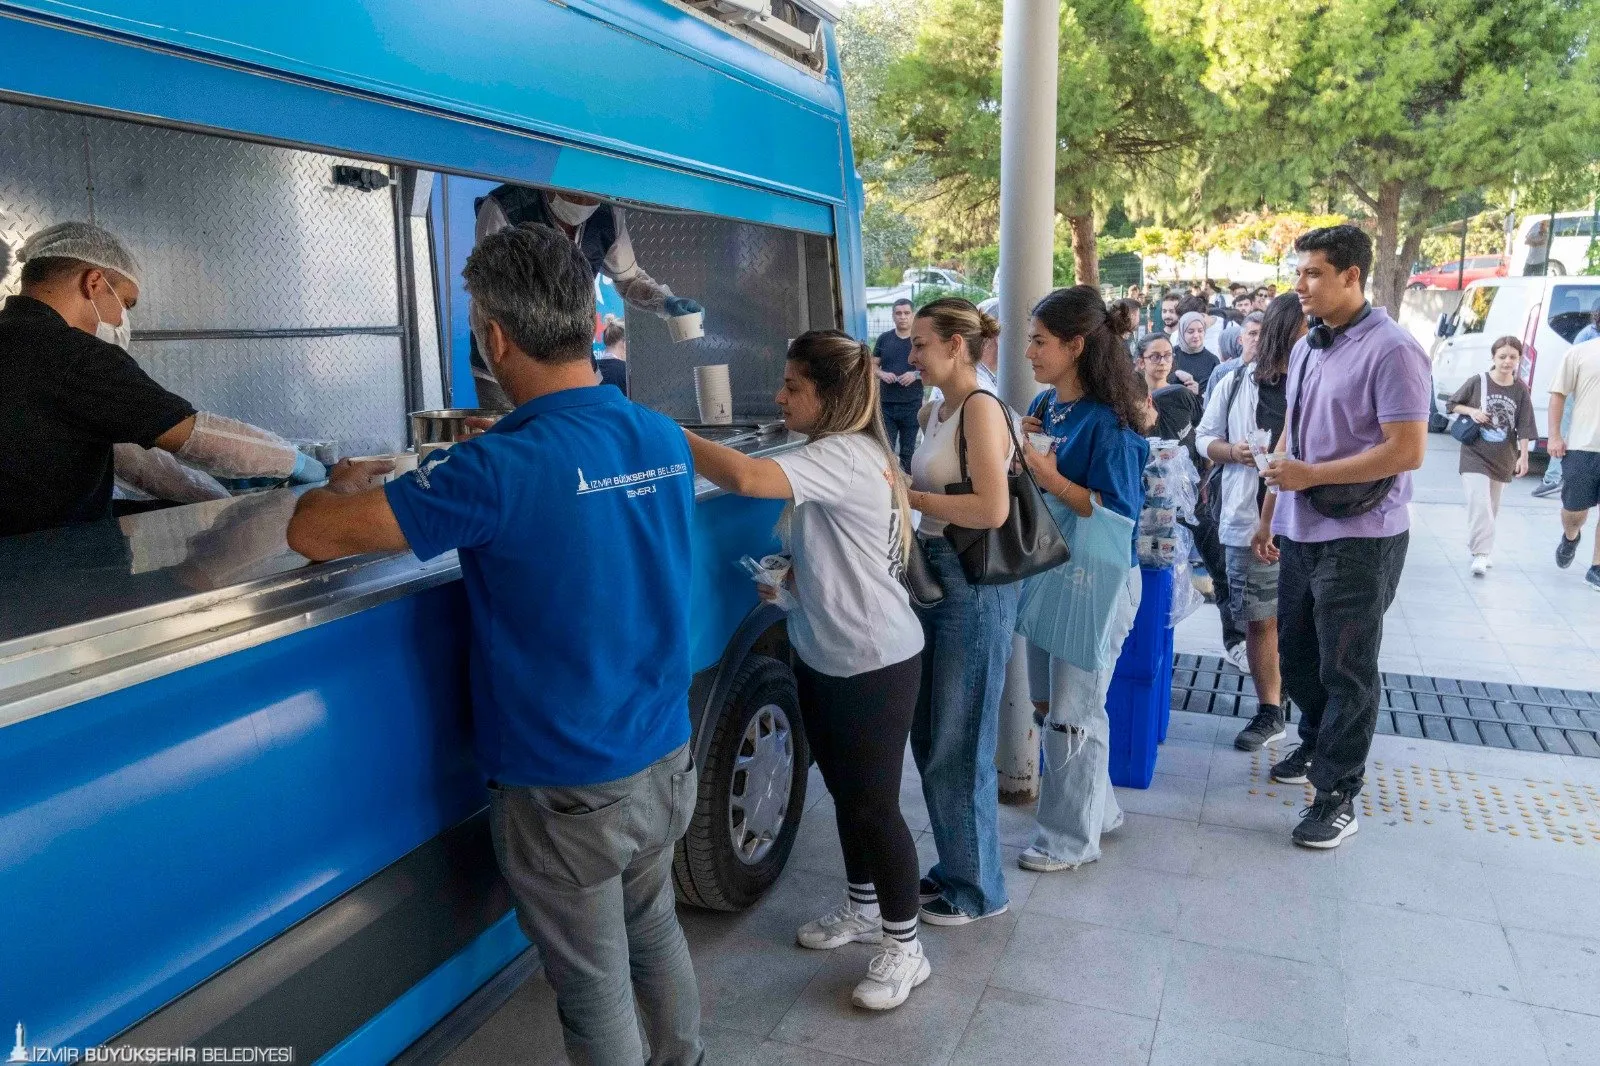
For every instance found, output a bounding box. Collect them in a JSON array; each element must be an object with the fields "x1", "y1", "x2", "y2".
[
  {"x1": 900, "y1": 531, "x2": 945, "y2": 608},
  {"x1": 1289, "y1": 353, "x2": 1395, "y2": 519},
  {"x1": 941, "y1": 390, "x2": 1071, "y2": 584},
  {"x1": 1448, "y1": 373, "x2": 1488, "y2": 445}
]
